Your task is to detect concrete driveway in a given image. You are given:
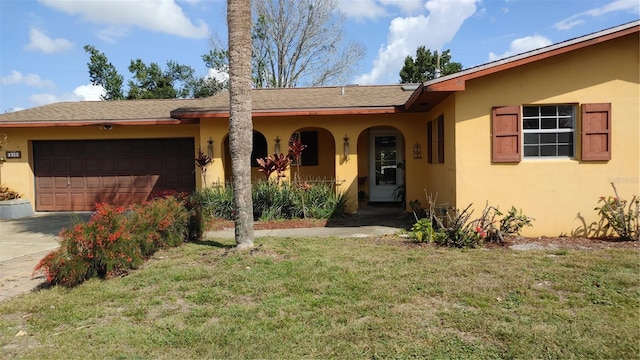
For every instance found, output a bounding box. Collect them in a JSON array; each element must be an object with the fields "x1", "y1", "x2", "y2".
[{"x1": 0, "y1": 212, "x2": 91, "y2": 301}]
